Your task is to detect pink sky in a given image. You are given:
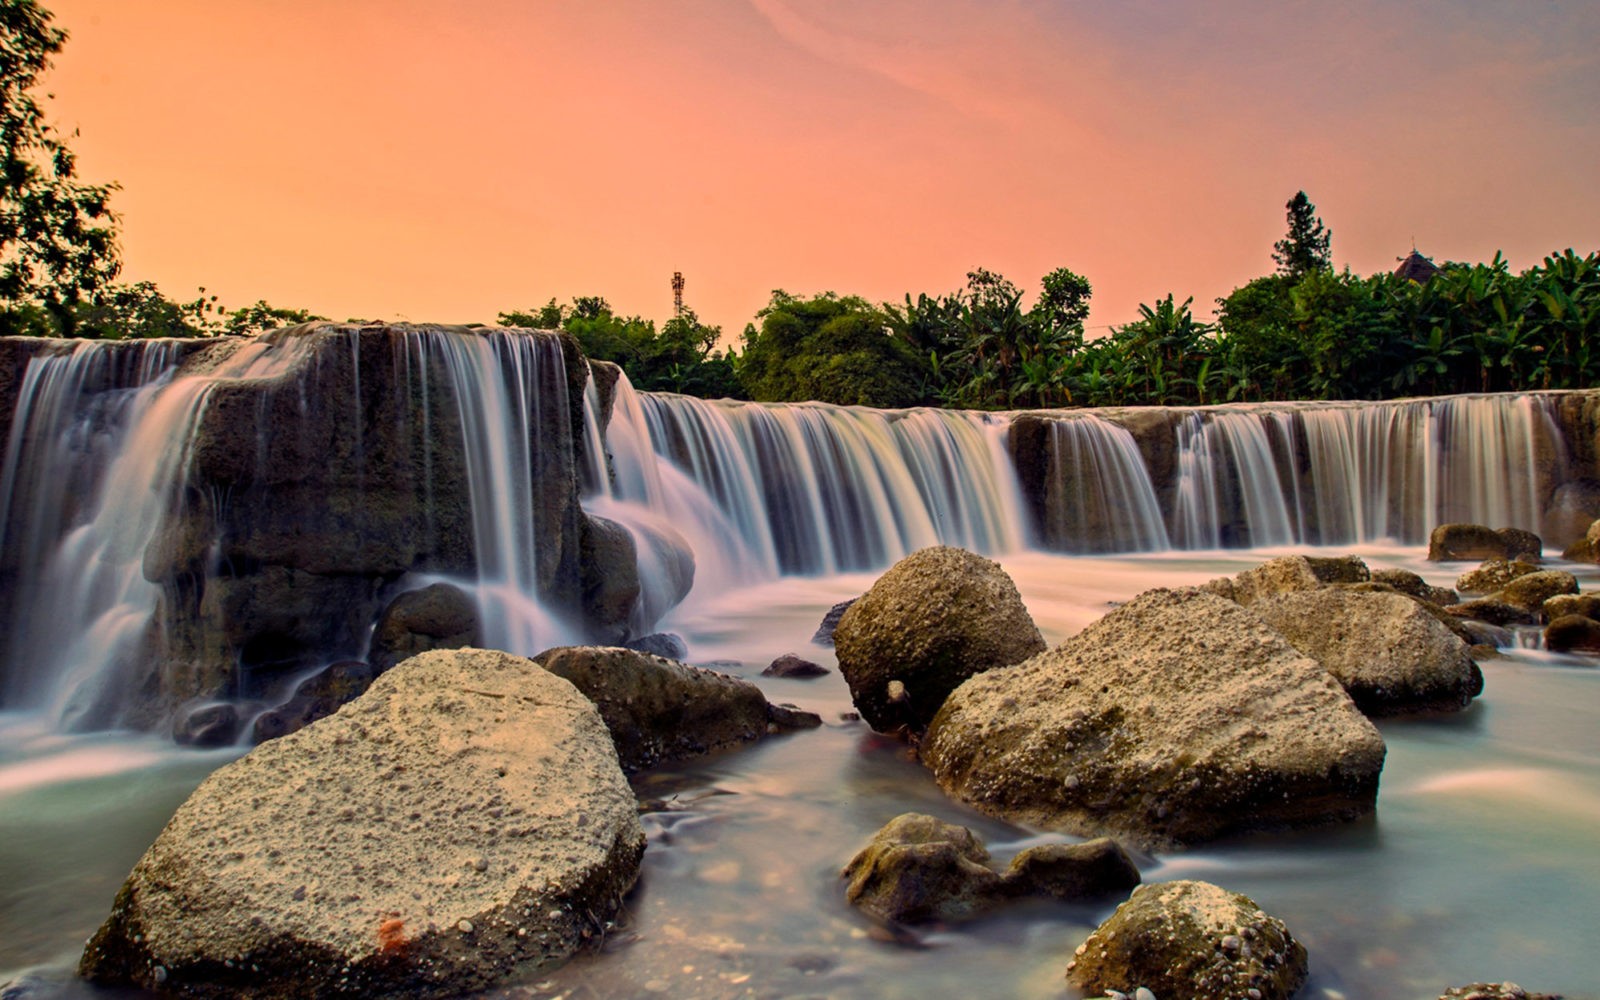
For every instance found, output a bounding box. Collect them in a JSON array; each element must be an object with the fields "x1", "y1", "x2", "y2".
[{"x1": 42, "y1": 0, "x2": 1600, "y2": 341}]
